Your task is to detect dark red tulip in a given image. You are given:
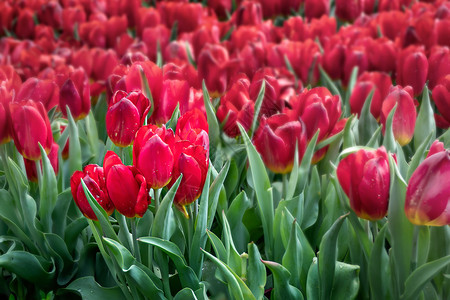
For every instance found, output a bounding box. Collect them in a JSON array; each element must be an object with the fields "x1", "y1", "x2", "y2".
[
  {"x1": 366, "y1": 38, "x2": 397, "y2": 73},
  {"x1": 233, "y1": 1, "x2": 263, "y2": 26},
  {"x1": 106, "y1": 90, "x2": 150, "y2": 147},
  {"x1": 432, "y1": 74, "x2": 450, "y2": 129},
  {"x1": 15, "y1": 8, "x2": 35, "y2": 39},
  {"x1": 253, "y1": 113, "x2": 307, "y2": 174},
  {"x1": 133, "y1": 125, "x2": 175, "y2": 190},
  {"x1": 405, "y1": 150, "x2": 450, "y2": 226},
  {"x1": 25, "y1": 143, "x2": 59, "y2": 182},
  {"x1": 322, "y1": 42, "x2": 346, "y2": 80},
  {"x1": 335, "y1": 0, "x2": 362, "y2": 22},
  {"x1": 0, "y1": 88, "x2": 12, "y2": 145},
  {"x1": 9, "y1": 100, "x2": 53, "y2": 161},
  {"x1": 304, "y1": 0, "x2": 329, "y2": 20},
  {"x1": 380, "y1": 86, "x2": 417, "y2": 146},
  {"x1": 396, "y1": 46, "x2": 428, "y2": 96},
  {"x1": 197, "y1": 44, "x2": 230, "y2": 98},
  {"x1": 104, "y1": 151, "x2": 151, "y2": 218},
  {"x1": 71, "y1": 164, "x2": 114, "y2": 220},
  {"x1": 337, "y1": 147, "x2": 390, "y2": 221},
  {"x1": 60, "y1": 68, "x2": 91, "y2": 121},
  {"x1": 62, "y1": 6, "x2": 86, "y2": 35},
  {"x1": 250, "y1": 69, "x2": 283, "y2": 117},
  {"x1": 428, "y1": 46, "x2": 450, "y2": 90},
  {"x1": 16, "y1": 78, "x2": 59, "y2": 111},
  {"x1": 157, "y1": 2, "x2": 205, "y2": 34}
]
